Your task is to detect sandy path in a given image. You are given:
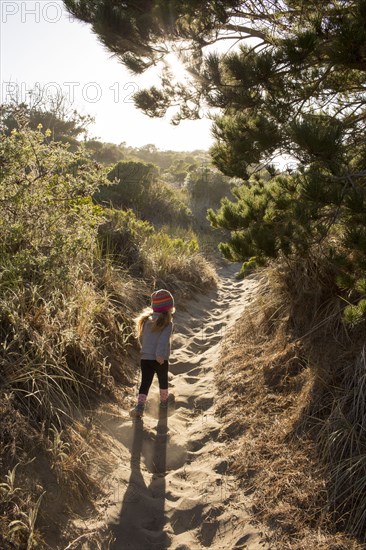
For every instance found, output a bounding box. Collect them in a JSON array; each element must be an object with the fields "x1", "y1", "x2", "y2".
[{"x1": 100, "y1": 264, "x2": 267, "y2": 550}]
